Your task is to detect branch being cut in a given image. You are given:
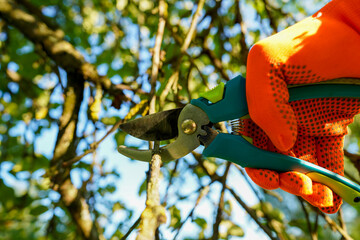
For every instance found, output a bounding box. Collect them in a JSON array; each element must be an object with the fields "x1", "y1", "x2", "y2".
[
  {"x1": 136, "y1": 1, "x2": 167, "y2": 239},
  {"x1": 137, "y1": 154, "x2": 167, "y2": 240}
]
